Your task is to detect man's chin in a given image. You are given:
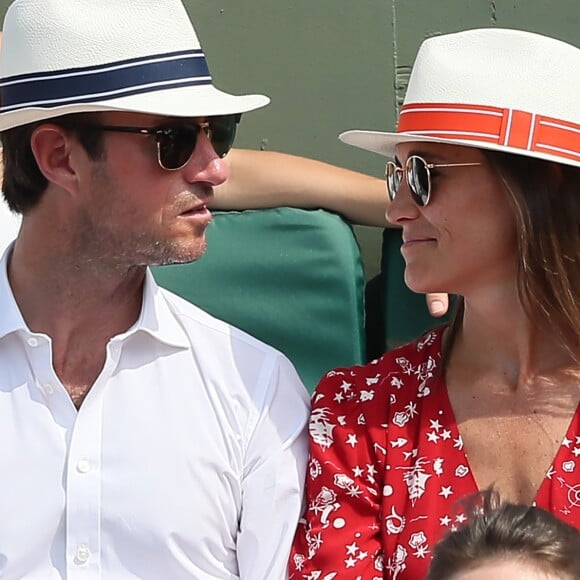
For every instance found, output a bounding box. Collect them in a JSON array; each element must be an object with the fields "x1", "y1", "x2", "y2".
[{"x1": 142, "y1": 239, "x2": 208, "y2": 267}]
